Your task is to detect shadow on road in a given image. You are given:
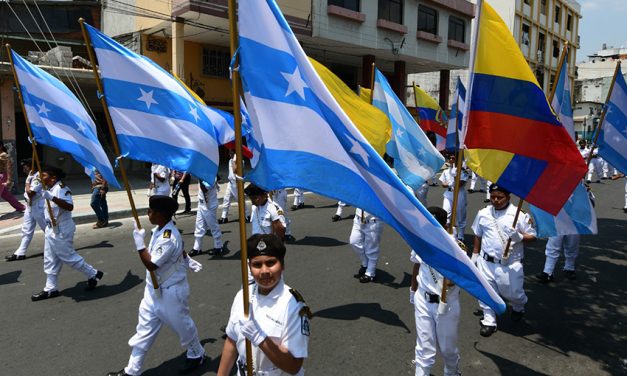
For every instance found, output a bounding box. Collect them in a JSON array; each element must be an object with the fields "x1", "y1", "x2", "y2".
[
  {"x1": 142, "y1": 337, "x2": 218, "y2": 375},
  {"x1": 0, "y1": 270, "x2": 22, "y2": 285},
  {"x1": 77, "y1": 240, "x2": 114, "y2": 251},
  {"x1": 61, "y1": 270, "x2": 143, "y2": 302},
  {"x1": 314, "y1": 302, "x2": 411, "y2": 333},
  {"x1": 473, "y1": 342, "x2": 550, "y2": 375},
  {"x1": 377, "y1": 271, "x2": 412, "y2": 290},
  {"x1": 294, "y1": 235, "x2": 348, "y2": 247}
]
